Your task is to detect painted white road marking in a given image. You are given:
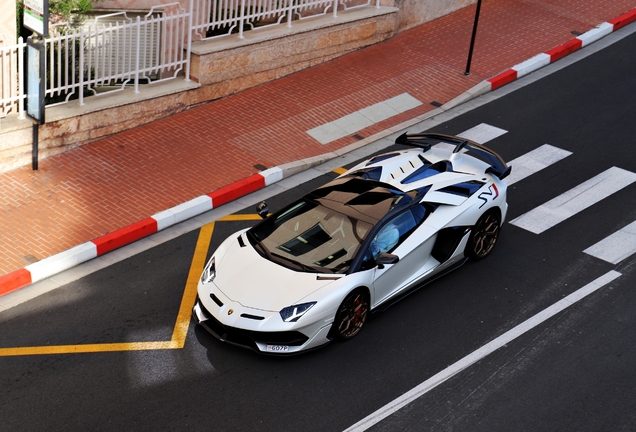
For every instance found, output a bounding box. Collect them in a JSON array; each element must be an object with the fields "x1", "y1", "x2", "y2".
[
  {"x1": 505, "y1": 144, "x2": 572, "y2": 185},
  {"x1": 457, "y1": 123, "x2": 508, "y2": 144},
  {"x1": 344, "y1": 270, "x2": 622, "y2": 432},
  {"x1": 510, "y1": 167, "x2": 636, "y2": 234},
  {"x1": 307, "y1": 93, "x2": 422, "y2": 144},
  {"x1": 584, "y1": 220, "x2": 636, "y2": 264}
]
